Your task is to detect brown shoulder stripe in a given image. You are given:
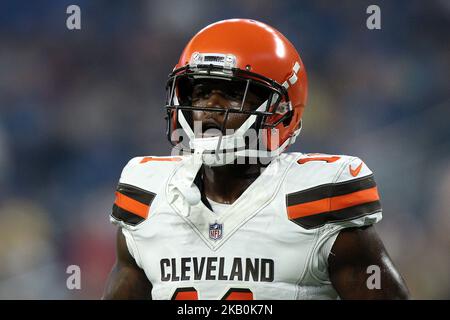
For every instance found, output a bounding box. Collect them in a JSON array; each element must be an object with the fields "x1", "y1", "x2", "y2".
[
  {"x1": 286, "y1": 174, "x2": 380, "y2": 229},
  {"x1": 287, "y1": 174, "x2": 376, "y2": 206},
  {"x1": 290, "y1": 200, "x2": 381, "y2": 229}
]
